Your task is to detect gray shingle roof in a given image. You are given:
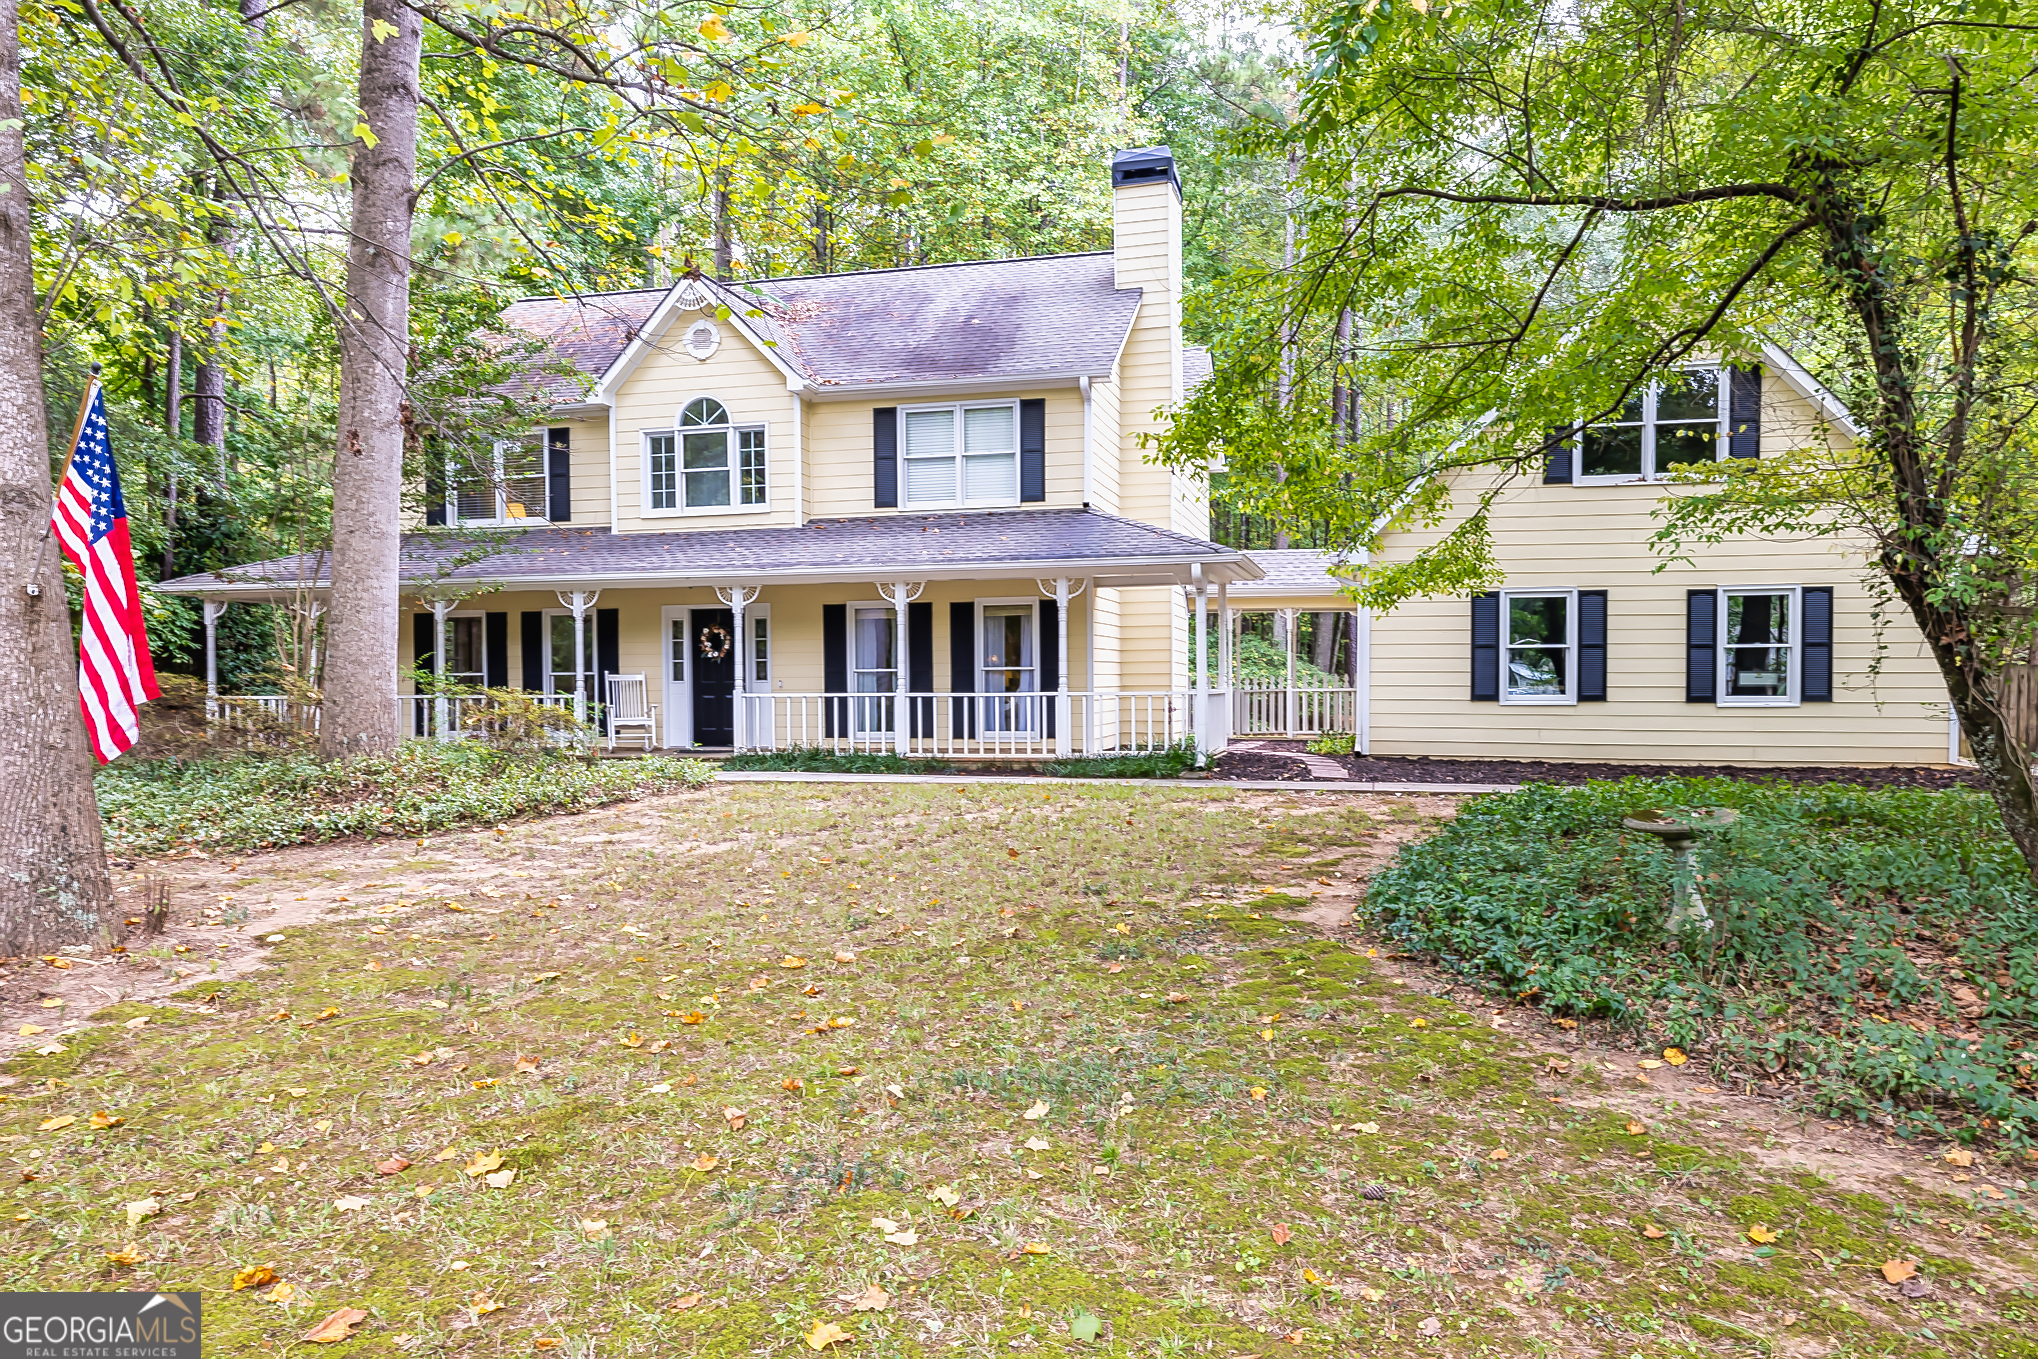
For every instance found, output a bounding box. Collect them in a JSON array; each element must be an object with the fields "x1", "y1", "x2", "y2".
[
  {"x1": 501, "y1": 253, "x2": 1142, "y2": 393},
  {"x1": 1227, "y1": 549, "x2": 1360, "y2": 599},
  {"x1": 1184, "y1": 344, "x2": 1212, "y2": 391},
  {"x1": 156, "y1": 509, "x2": 1261, "y2": 599}
]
